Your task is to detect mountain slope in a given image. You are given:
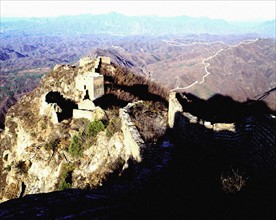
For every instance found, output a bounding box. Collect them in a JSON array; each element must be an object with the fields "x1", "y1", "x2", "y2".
[
  {"x1": 0, "y1": 56, "x2": 169, "y2": 203},
  {"x1": 0, "y1": 58, "x2": 130, "y2": 202},
  {"x1": 88, "y1": 38, "x2": 276, "y2": 110}
]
